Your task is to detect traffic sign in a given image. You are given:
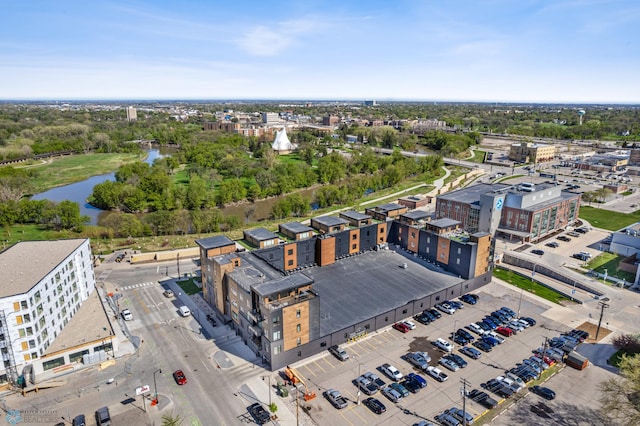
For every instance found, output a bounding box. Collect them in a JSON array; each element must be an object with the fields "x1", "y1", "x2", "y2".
[{"x1": 136, "y1": 385, "x2": 150, "y2": 395}]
